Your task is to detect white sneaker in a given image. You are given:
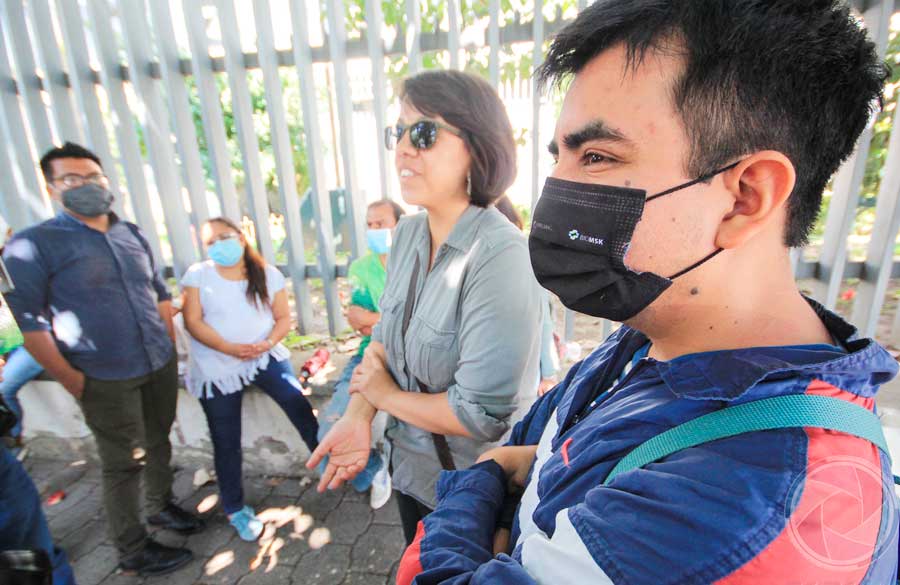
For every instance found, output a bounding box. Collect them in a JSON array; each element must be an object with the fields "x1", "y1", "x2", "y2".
[{"x1": 369, "y1": 452, "x2": 391, "y2": 510}]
